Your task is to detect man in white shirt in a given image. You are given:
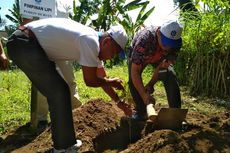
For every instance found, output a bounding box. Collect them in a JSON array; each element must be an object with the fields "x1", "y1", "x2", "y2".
[
  {"x1": 22, "y1": 0, "x2": 82, "y2": 131},
  {"x1": 6, "y1": 18, "x2": 131, "y2": 152}
]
